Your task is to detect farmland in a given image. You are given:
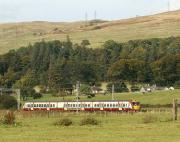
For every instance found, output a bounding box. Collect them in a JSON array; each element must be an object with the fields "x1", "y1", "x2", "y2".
[
  {"x1": 0, "y1": 111, "x2": 180, "y2": 142},
  {"x1": 1, "y1": 90, "x2": 180, "y2": 142},
  {"x1": 1, "y1": 10, "x2": 180, "y2": 54}
]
